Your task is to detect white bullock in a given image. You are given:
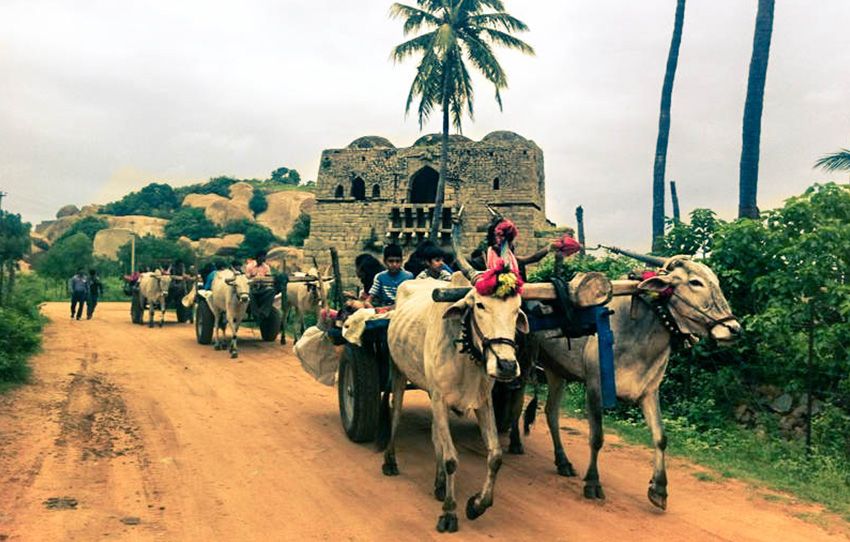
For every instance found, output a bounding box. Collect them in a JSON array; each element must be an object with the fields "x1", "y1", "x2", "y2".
[
  {"x1": 382, "y1": 268, "x2": 528, "y2": 533},
  {"x1": 209, "y1": 269, "x2": 251, "y2": 359},
  {"x1": 138, "y1": 271, "x2": 173, "y2": 328},
  {"x1": 282, "y1": 270, "x2": 333, "y2": 343}
]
